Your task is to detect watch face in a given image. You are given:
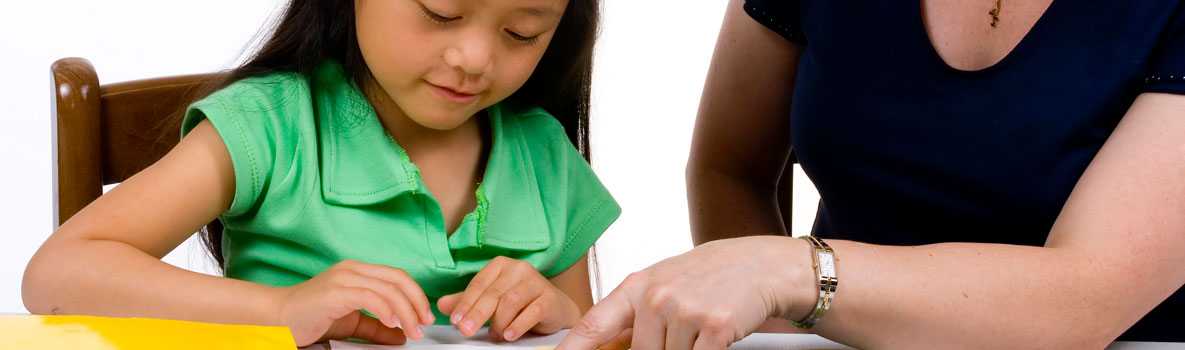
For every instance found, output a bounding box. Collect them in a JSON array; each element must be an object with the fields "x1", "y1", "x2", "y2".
[{"x1": 819, "y1": 251, "x2": 836, "y2": 277}]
